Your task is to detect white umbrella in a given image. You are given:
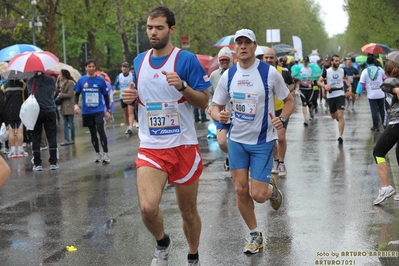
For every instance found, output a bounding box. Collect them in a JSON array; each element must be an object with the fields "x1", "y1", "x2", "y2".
[
  {"x1": 255, "y1": 45, "x2": 270, "y2": 56},
  {"x1": 49, "y1": 62, "x2": 81, "y2": 80},
  {"x1": 386, "y1": 51, "x2": 399, "y2": 64}
]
